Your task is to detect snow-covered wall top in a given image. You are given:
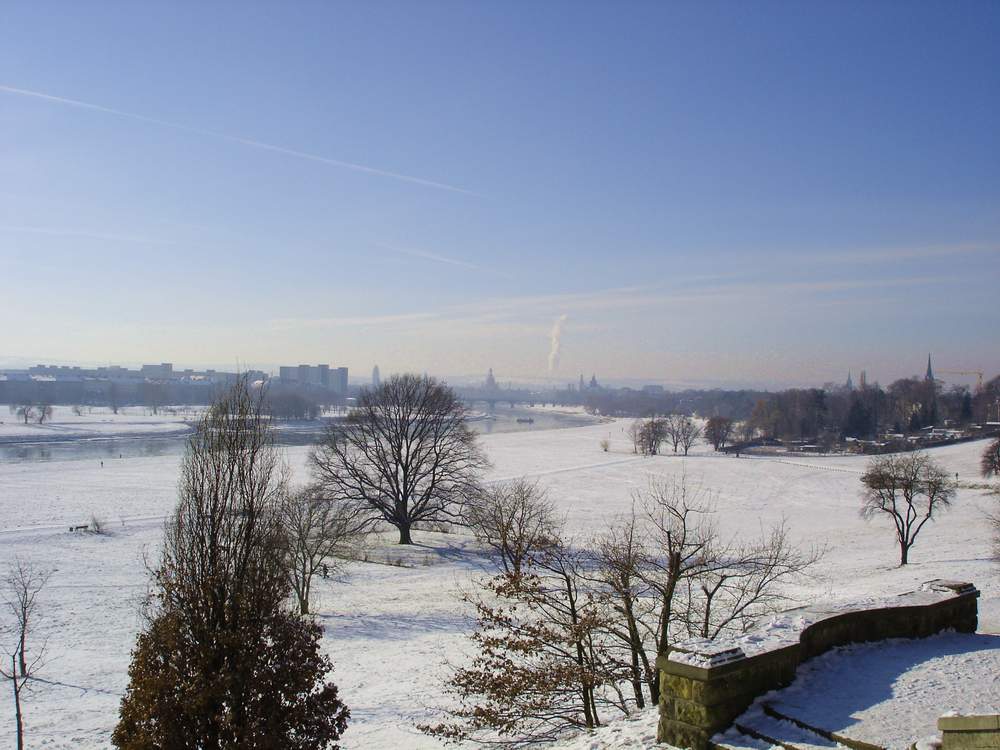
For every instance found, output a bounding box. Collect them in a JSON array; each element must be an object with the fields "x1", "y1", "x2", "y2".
[{"x1": 668, "y1": 579, "x2": 977, "y2": 668}]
